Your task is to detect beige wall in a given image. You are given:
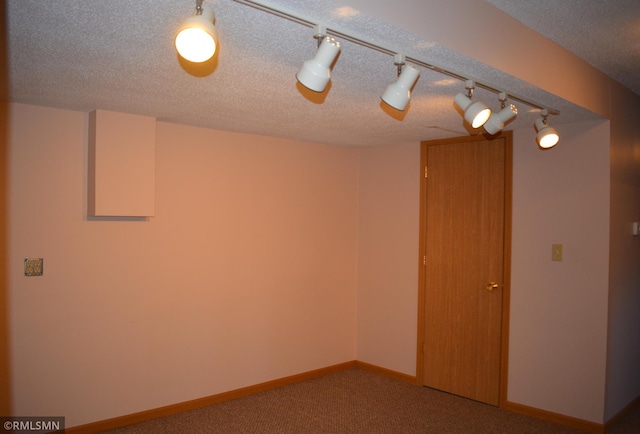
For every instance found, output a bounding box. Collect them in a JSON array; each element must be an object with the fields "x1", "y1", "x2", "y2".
[
  {"x1": 509, "y1": 120, "x2": 610, "y2": 423},
  {"x1": 8, "y1": 103, "x2": 359, "y2": 427},
  {"x1": 356, "y1": 143, "x2": 420, "y2": 375}
]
